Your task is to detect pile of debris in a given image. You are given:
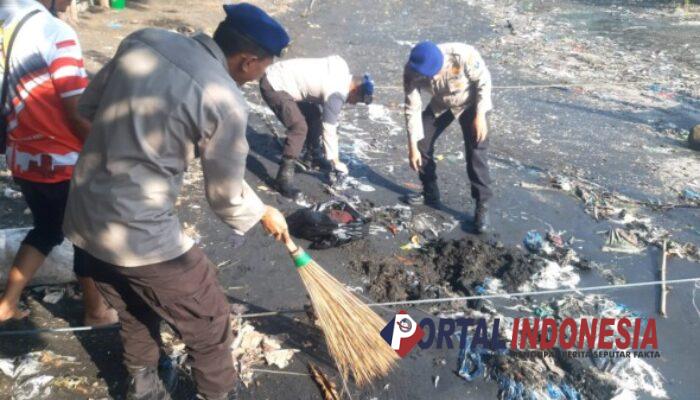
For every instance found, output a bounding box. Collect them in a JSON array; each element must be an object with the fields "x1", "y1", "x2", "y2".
[{"x1": 352, "y1": 236, "x2": 668, "y2": 399}]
